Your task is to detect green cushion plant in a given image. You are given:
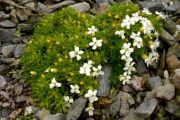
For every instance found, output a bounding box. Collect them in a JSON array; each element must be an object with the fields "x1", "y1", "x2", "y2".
[{"x1": 20, "y1": 3, "x2": 164, "y2": 115}]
